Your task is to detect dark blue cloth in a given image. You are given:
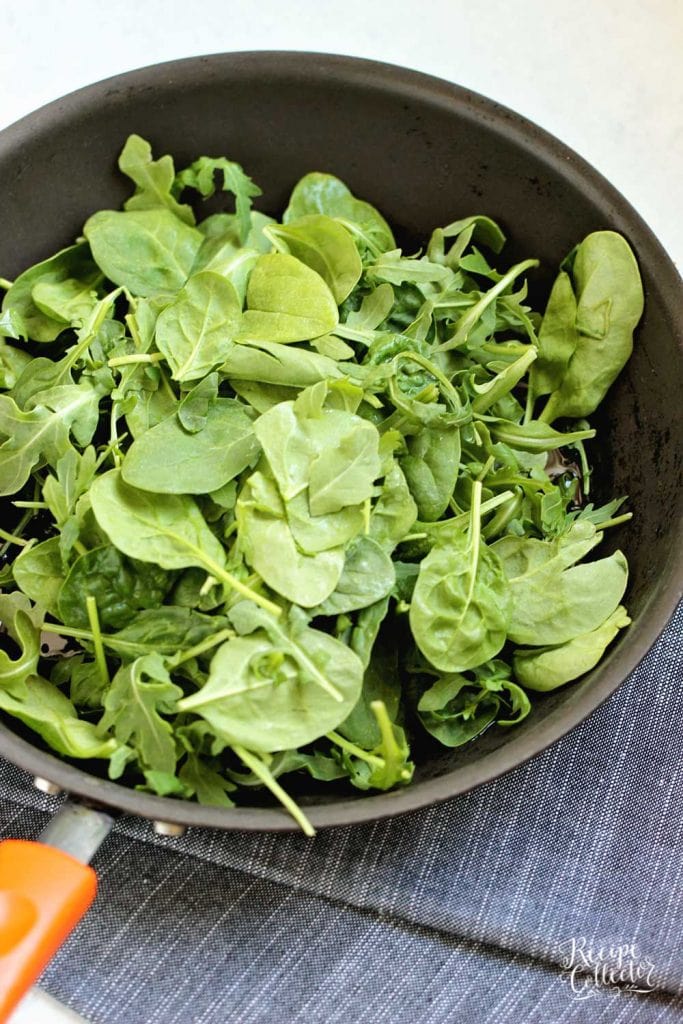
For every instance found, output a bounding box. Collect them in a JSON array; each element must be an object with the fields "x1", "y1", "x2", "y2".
[{"x1": 1, "y1": 603, "x2": 681, "y2": 1023}]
